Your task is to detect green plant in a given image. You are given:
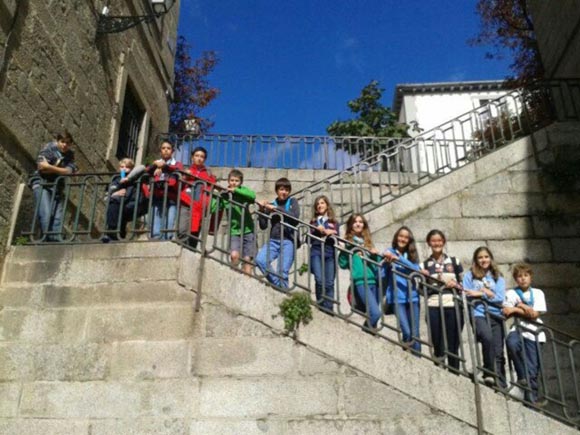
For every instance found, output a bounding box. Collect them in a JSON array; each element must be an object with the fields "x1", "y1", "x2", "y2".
[
  {"x1": 279, "y1": 292, "x2": 313, "y2": 334},
  {"x1": 14, "y1": 236, "x2": 29, "y2": 246},
  {"x1": 297, "y1": 262, "x2": 309, "y2": 276}
]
